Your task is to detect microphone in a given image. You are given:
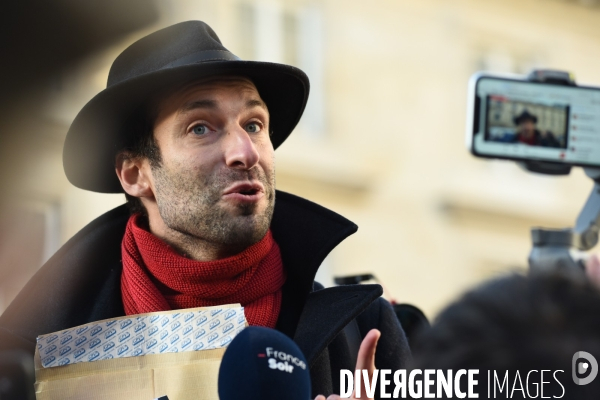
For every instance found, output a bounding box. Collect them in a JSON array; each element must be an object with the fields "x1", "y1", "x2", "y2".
[{"x1": 218, "y1": 326, "x2": 311, "y2": 400}]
